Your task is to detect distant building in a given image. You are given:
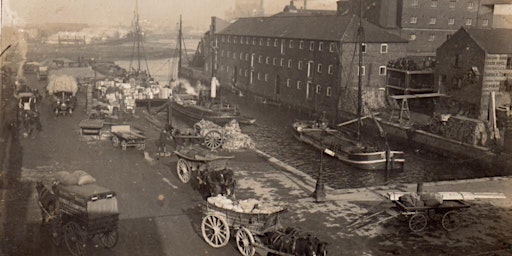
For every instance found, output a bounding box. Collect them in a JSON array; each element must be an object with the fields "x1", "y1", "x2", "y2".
[
  {"x1": 435, "y1": 27, "x2": 512, "y2": 120},
  {"x1": 214, "y1": 13, "x2": 407, "y2": 116},
  {"x1": 337, "y1": 0, "x2": 512, "y2": 58},
  {"x1": 225, "y1": 0, "x2": 264, "y2": 21}
]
